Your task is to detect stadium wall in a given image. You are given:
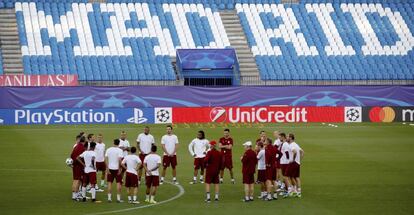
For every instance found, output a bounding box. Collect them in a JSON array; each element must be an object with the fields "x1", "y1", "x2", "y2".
[{"x1": 0, "y1": 86, "x2": 413, "y2": 125}]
